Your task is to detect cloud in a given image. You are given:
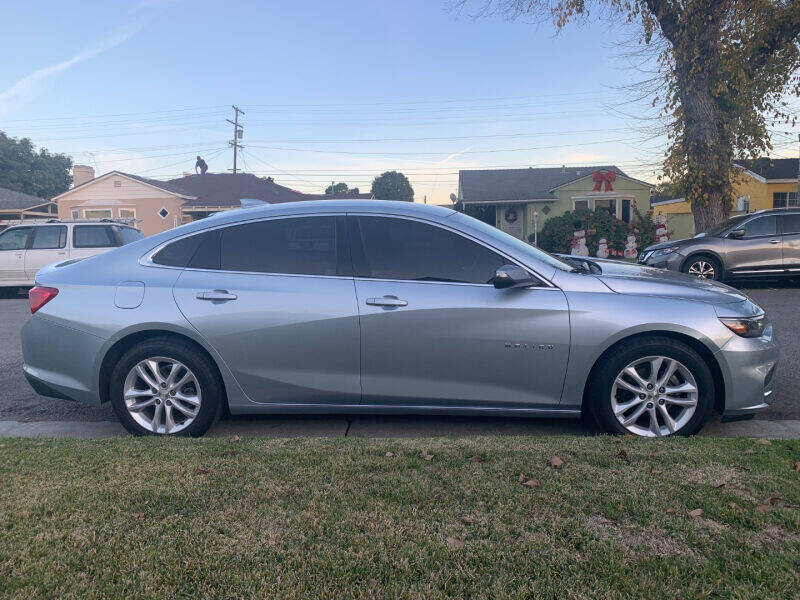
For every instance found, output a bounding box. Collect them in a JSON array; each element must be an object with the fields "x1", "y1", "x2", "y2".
[
  {"x1": 434, "y1": 145, "x2": 473, "y2": 167},
  {"x1": 0, "y1": 20, "x2": 147, "y2": 118},
  {"x1": 129, "y1": 0, "x2": 182, "y2": 15}
]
